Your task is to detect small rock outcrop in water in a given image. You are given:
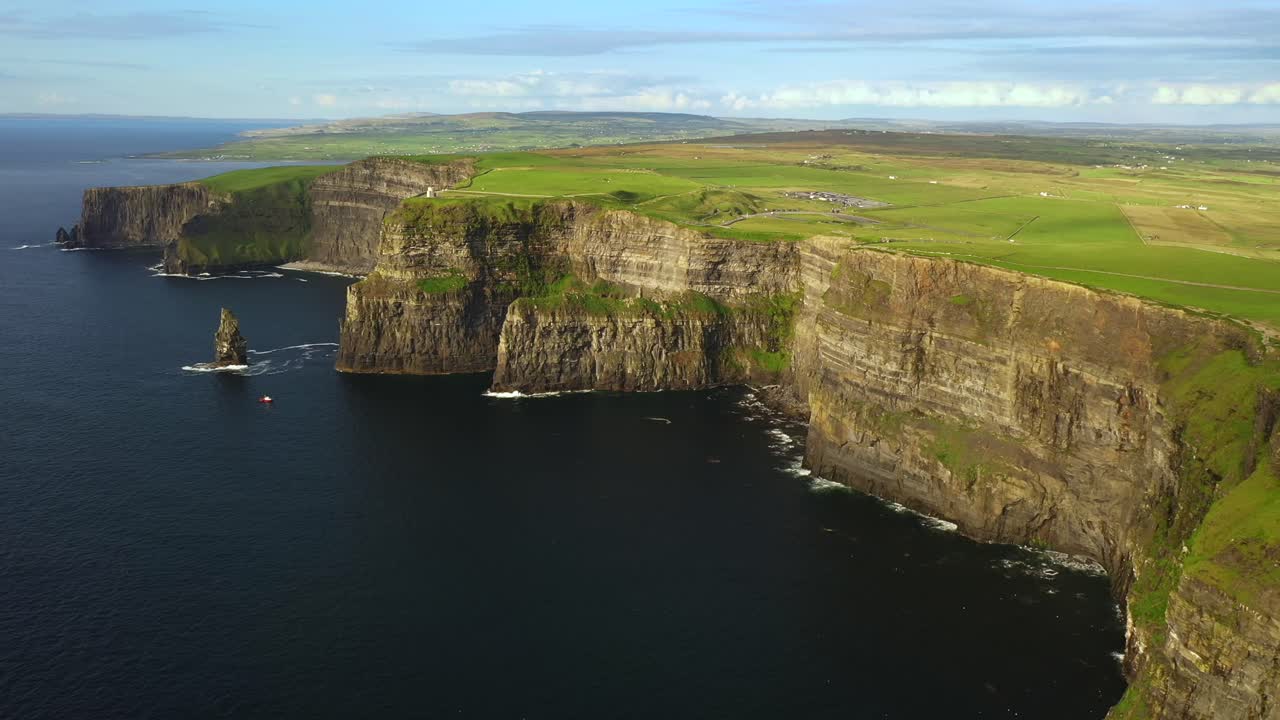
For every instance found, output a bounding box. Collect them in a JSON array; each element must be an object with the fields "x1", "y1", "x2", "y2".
[
  {"x1": 54, "y1": 225, "x2": 81, "y2": 247},
  {"x1": 213, "y1": 308, "x2": 248, "y2": 367}
]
